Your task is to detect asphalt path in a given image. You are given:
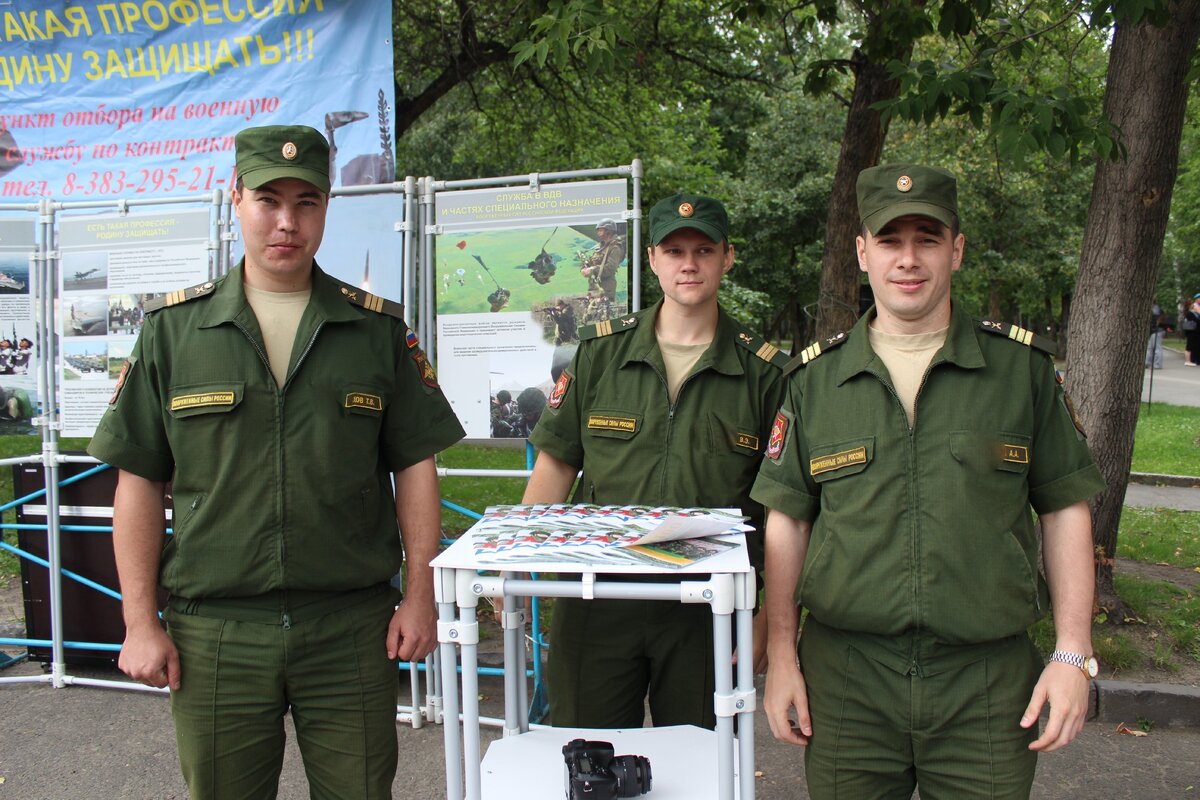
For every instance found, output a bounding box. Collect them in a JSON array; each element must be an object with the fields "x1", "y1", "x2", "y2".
[
  {"x1": 1141, "y1": 344, "x2": 1200, "y2": 407},
  {"x1": 2, "y1": 665, "x2": 1199, "y2": 799}
]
